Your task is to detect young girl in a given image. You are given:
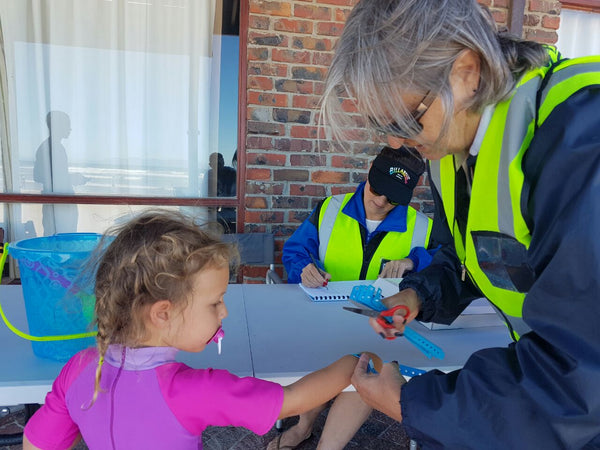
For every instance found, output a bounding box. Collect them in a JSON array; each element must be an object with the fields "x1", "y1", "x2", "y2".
[{"x1": 23, "y1": 211, "x2": 359, "y2": 450}]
